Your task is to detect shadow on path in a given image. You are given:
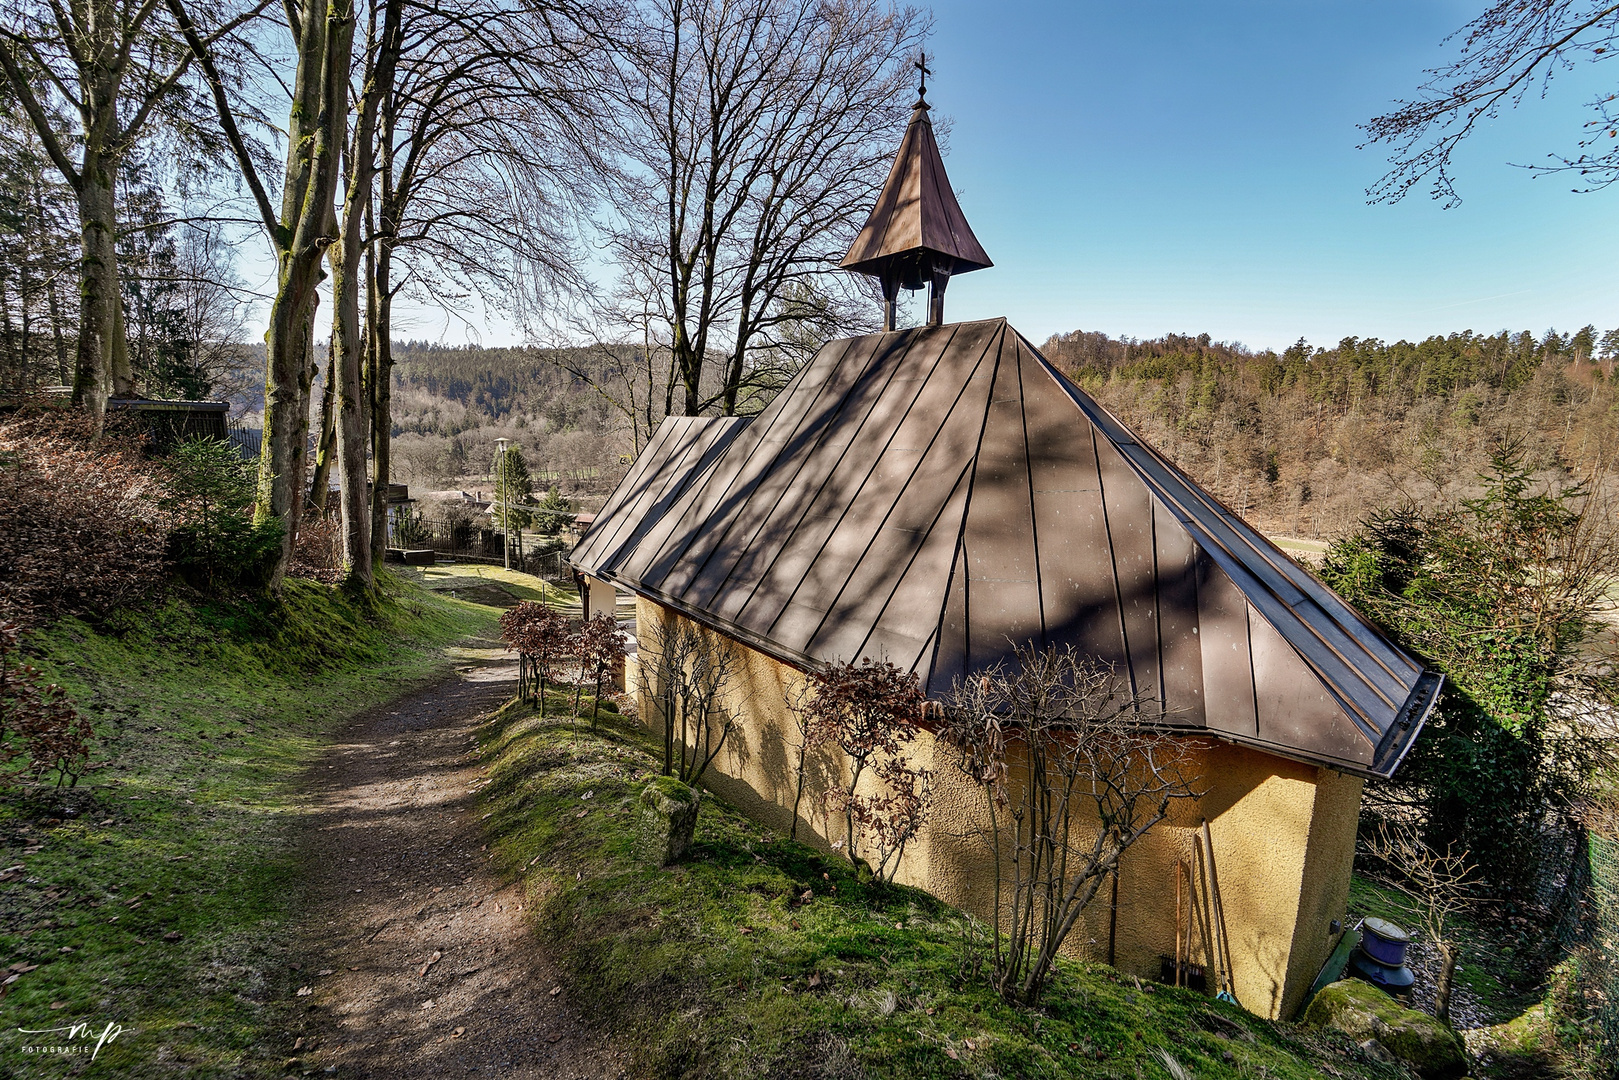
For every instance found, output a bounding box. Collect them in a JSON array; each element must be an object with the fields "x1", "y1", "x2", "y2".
[{"x1": 285, "y1": 648, "x2": 623, "y2": 1079}]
